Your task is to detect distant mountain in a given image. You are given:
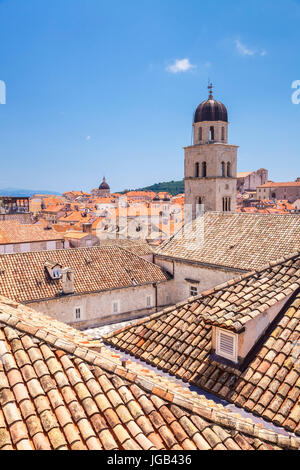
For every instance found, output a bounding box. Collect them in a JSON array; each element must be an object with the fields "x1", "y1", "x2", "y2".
[
  {"x1": 122, "y1": 180, "x2": 184, "y2": 196},
  {"x1": 0, "y1": 188, "x2": 61, "y2": 197}
]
